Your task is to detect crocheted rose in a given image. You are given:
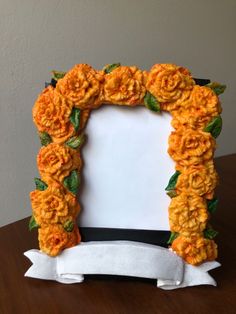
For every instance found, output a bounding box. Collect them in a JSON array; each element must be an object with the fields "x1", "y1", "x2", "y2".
[
  {"x1": 176, "y1": 161, "x2": 218, "y2": 199},
  {"x1": 171, "y1": 85, "x2": 221, "y2": 129},
  {"x1": 161, "y1": 89, "x2": 192, "y2": 112},
  {"x1": 103, "y1": 66, "x2": 147, "y2": 105},
  {"x1": 56, "y1": 64, "x2": 103, "y2": 109},
  {"x1": 146, "y1": 64, "x2": 194, "y2": 109},
  {"x1": 172, "y1": 235, "x2": 217, "y2": 265},
  {"x1": 37, "y1": 143, "x2": 81, "y2": 182},
  {"x1": 38, "y1": 224, "x2": 81, "y2": 256},
  {"x1": 168, "y1": 129, "x2": 215, "y2": 169},
  {"x1": 168, "y1": 193, "x2": 208, "y2": 235},
  {"x1": 30, "y1": 182, "x2": 80, "y2": 226},
  {"x1": 32, "y1": 86, "x2": 74, "y2": 143}
]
